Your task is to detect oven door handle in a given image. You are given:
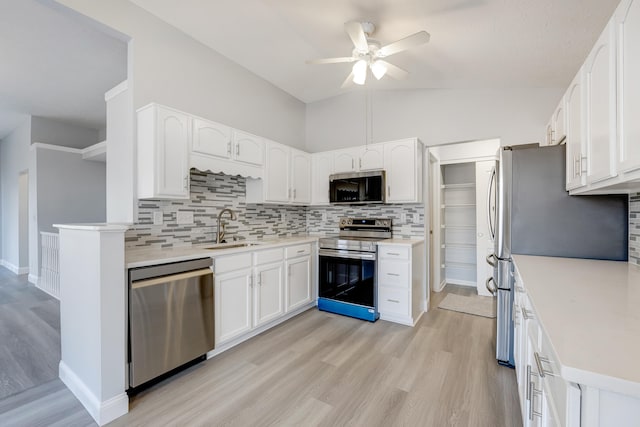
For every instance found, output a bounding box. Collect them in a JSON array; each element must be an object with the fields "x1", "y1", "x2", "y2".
[{"x1": 319, "y1": 249, "x2": 376, "y2": 261}]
